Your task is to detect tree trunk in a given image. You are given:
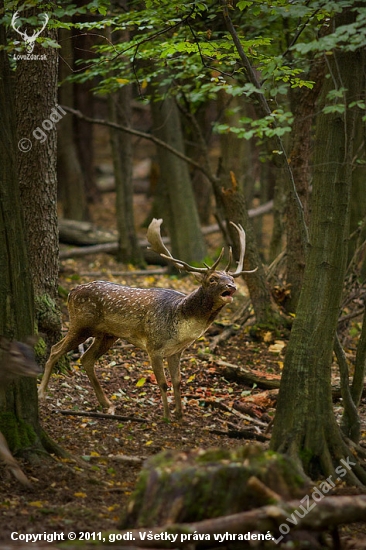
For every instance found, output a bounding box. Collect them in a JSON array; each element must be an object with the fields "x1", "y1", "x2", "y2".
[
  {"x1": 285, "y1": 57, "x2": 325, "y2": 312},
  {"x1": 214, "y1": 177, "x2": 283, "y2": 327},
  {"x1": 0, "y1": 10, "x2": 62, "y2": 466},
  {"x1": 72, "y1": 4, "x2": 99, "y2": 204},
  {"x1": 109, "y1": 86, "x2": 144, "y2": 266},
  {"x1": 15, "y1": 10, "x2": 61, "y2": 352},
  {"x1": 270, "y1": 9, "x2": 366, "y2": 485},
  {"x1": 348, "y1": 106, "x2": 366, "y2": 264},
  {"x1": 150, "y1": 90, "x2": 206, "y2": 263},
  {"x1": 57, "y1": 27, "x2": 89, "y2": 221},
  {"x1": 106, "y1": 7, "x2": 144, "y2": 267}
]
